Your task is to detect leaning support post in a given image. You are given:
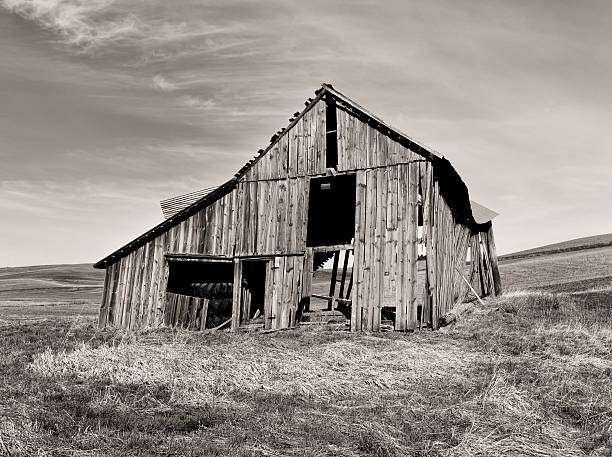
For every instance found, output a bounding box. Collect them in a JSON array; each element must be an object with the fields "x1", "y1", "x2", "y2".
[
  {"x1": 456, "y1": 266, "x2": 486, "y2": 307},
  {"x1": 231, "y1": 260, "x2": 243, "y2": 331},
  {"x1": 338, "y1": 250, "x2": 350, "y2": 298}
]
